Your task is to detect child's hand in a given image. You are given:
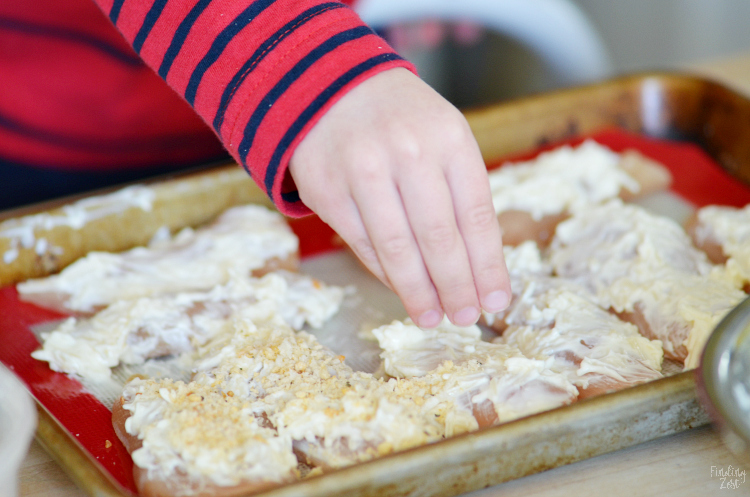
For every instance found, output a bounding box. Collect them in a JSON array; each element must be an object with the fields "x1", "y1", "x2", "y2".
[{"x1": 289, "y1": 68, "x2": 510, "y2": 328}]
